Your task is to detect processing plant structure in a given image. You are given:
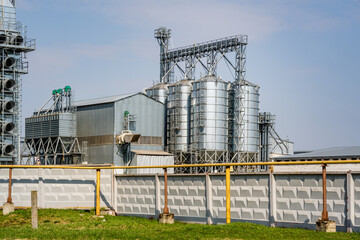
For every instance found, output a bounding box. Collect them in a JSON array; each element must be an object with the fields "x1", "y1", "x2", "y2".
[
  {"x1": 0, "y1": 0, "x2": 35, "y2": 165},
  {"x1": 146, "y1": 27, "x2": 293, "y2": 173},
  {"x1": 23, "y1": 86, "x2": 81, "y2": 165},
  {"x1": 21, "y1": 25, "x2": 292, "y2": 172}
]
